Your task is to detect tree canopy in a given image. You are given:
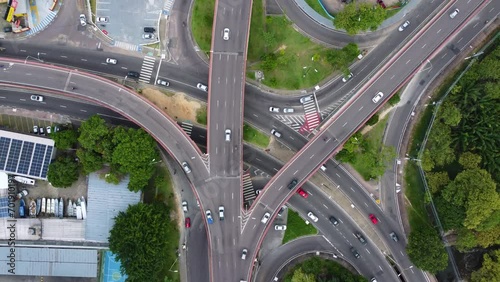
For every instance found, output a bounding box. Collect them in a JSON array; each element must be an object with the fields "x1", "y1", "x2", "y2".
[
  {"x1": 109, "y1": 202, "x2": 173, "y2": 282},
  {"x1": 334, "y1": 3, "x2": 387, "y2": 35},
  {"x1": 471, "y1": 250, "x2": 500, "y2": 282},
  {"x1": 406, "y1": 226, "x2": 448, "y2": 273},
  {"x1": 51, "y1": 129, "x2": 79, "y2": 150},
  {"x1": 47, "y1": 155, "x2": 80, "y2": 188}
]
